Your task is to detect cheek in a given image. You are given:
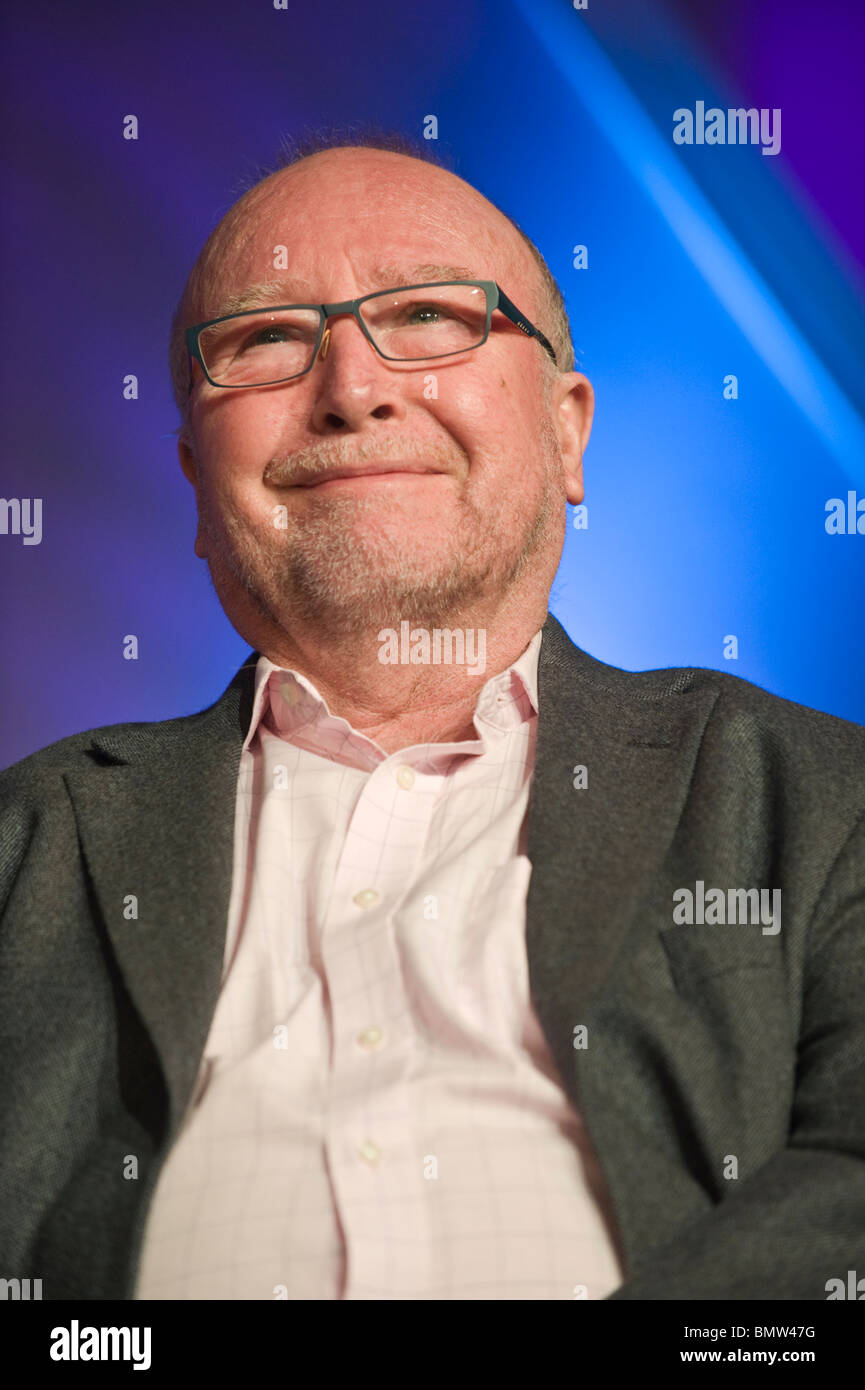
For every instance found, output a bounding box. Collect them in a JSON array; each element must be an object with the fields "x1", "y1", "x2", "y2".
[
  {"x1": 432, "y1": 372, "x2": 533, "y2": 449},
  {"x1": 448, "y1": 378, "x2": 545, "y2": 466},
  {"x1": 195, "y1": 397, "x2": 287, "y2": 474}
]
